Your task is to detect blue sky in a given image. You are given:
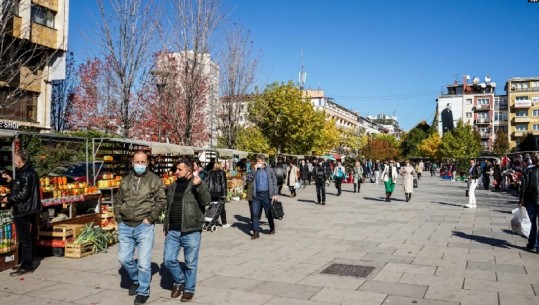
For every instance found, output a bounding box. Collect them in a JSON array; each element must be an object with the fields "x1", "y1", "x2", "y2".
[{"x1": 68, "y1": 0, "x2": 539, "y2": 130}]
